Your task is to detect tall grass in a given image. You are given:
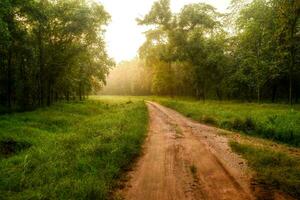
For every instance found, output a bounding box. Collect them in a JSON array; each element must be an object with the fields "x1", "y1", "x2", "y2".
[
  {"x1": 230, "y1": 142, "x2": 300, "y2": 198},
  {"x1": 0, "y1": 97, "x2": 148, "y2": 199},
  {"x1": 153, "y1": 98, "x2": 300, "y2": 146}
]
